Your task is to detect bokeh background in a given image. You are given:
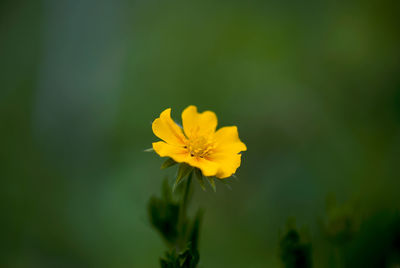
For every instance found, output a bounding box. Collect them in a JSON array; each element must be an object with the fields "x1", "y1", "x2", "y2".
[{"x1": 1, "y1": 0, "x2": 400, "y2": 267}]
